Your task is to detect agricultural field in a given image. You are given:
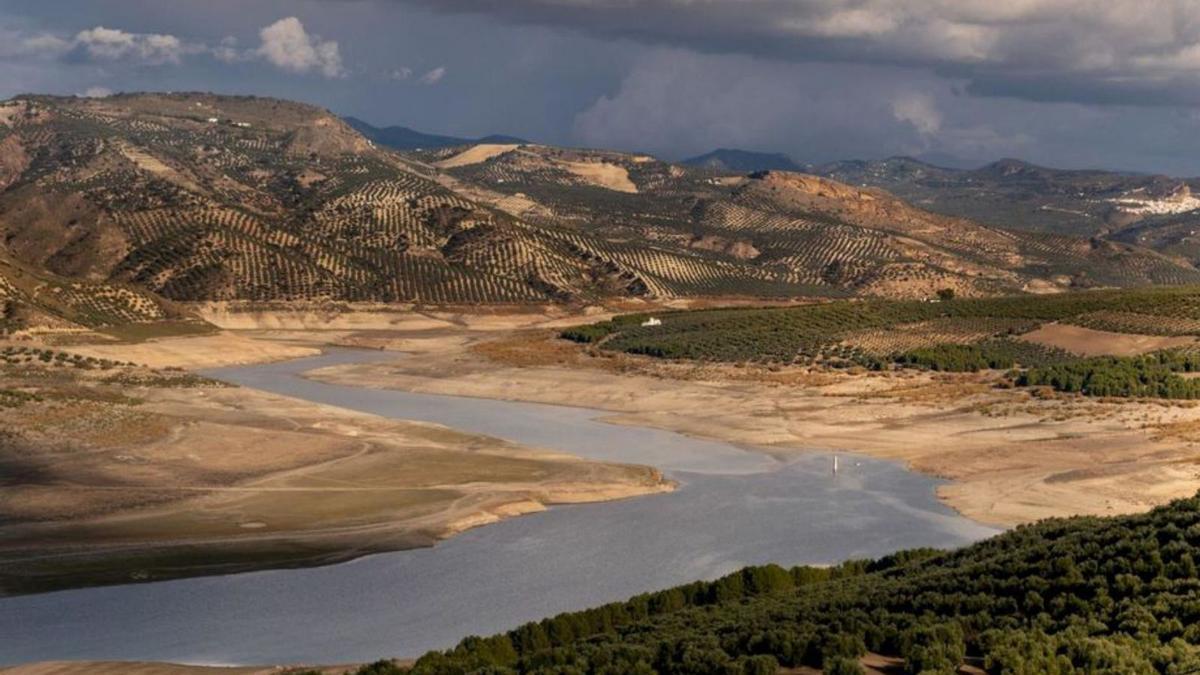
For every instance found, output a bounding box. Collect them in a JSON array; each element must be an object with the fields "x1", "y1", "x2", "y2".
[
  {"x1": 563, "y1": 285, "x2": 1200, "y2": 396},
  {"x1": 0, "y1": 252, "x2": 205, "y2": 339},
  {"x1": 440, "y1": 143, "x2": 1200, "y2": 299}
]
